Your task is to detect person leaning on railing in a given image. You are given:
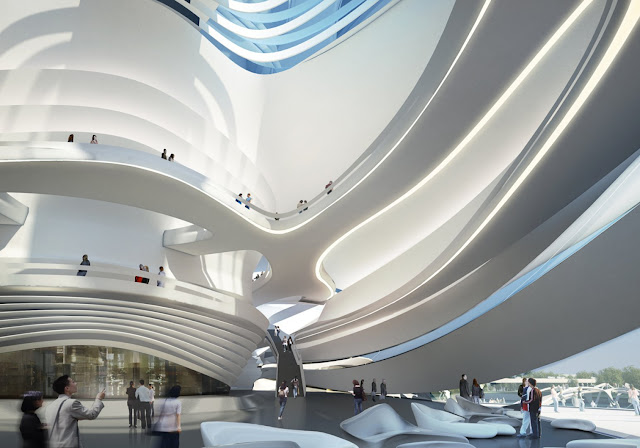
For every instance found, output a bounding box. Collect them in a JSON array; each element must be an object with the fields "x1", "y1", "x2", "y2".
[{"x1": 77, "y1": 254, "x2": 90, "y2": 276}]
